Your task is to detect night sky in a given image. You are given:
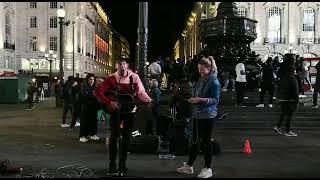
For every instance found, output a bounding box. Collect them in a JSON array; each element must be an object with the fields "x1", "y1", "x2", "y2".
[{"x1": 100, "y1": 1, "x2": 194, "y2": 62}]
